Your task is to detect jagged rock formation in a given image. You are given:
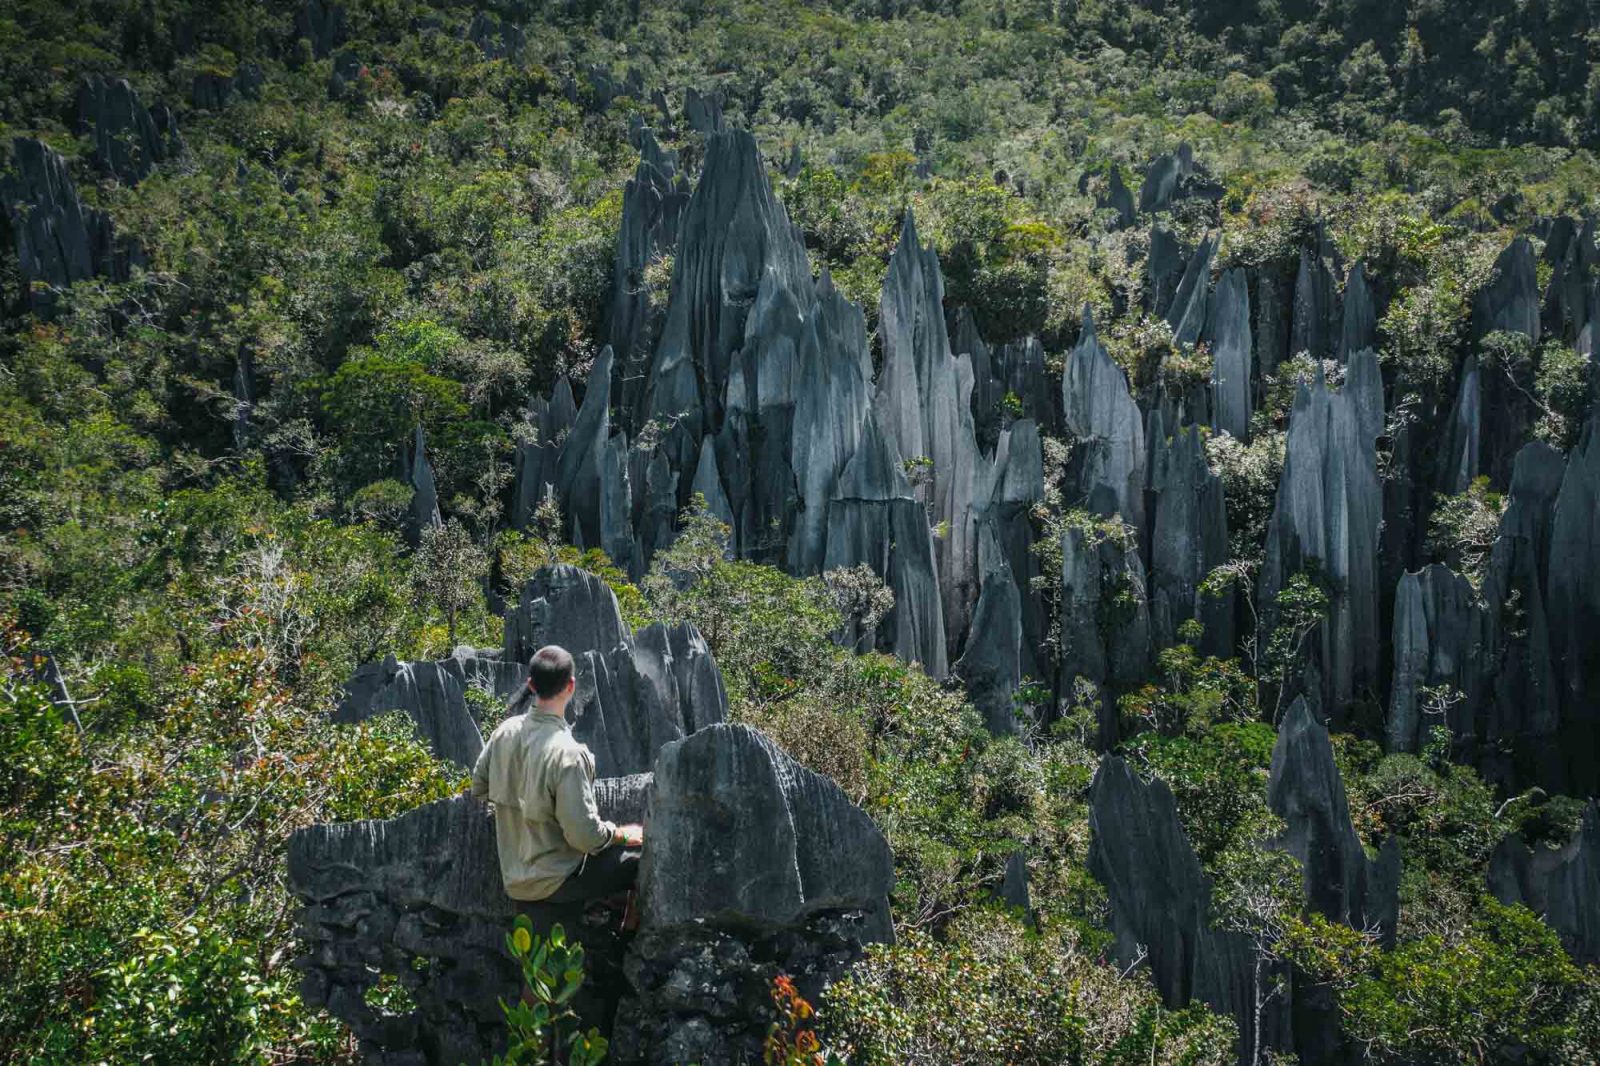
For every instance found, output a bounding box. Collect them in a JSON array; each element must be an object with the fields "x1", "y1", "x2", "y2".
[
  {"x1": 610, "y1": 131, "x2": 688, "y2": 421},
  {"x1": 2, "y1": 137, "x2": 142, "y2": 312},
  {"x1": 1089, "y1": 757, "x2": 1288, "y2": 1062},
  {"x1": 1206, "y1": 267, "x2": 1253, "y2": 441},
  {"x1": 288, "y1": 780, "x2": 651, "y2": 1066},
  {"x1": 1149, "y1": 425, "x2": 1231, "y2": 656},
  {"x1": 1480, "y1": 441, "x2": 1565, "y2": 791},
  {"x1": 406, "y1": 426, "x2": 442, "y2": 544},
  {"x1": 1338, "y1": 262, "x2": 1376, "y2": 361},
  {"x1": 290, "y1": 723, "x2": 889, "y2": 1065},
  {"x1": 464, "y1": 12, "x2": 526, "y2": 61},
  {"x1": 823, "y1": 413, "x2": 948, "y2": 678},
  {"x1": 984, "y1": 420, "x2": 1046, "y2": 675},
  {"x1": 75, "y1": 76, "x2": 182, "y2": 184},
  {"x1": 1546, "y1": 420, "x2": 1600, "y2": 795},
  {"x1": 1387, "y1": 565, "x2": 1489, "y2": 755},
  {"x1": 1346, "y1": 347, "x2": 1384, "y2": 445},
  {"x1": 502, "y1": 565, "x2": 728, "y2": 777},
  {"x1": 1097, "y1": 164, "x2": 1135, "y2": 229},
  {"x1": 1148, "y1": 225, "x2": 1186, "y2": 317},
  {"x1": 1058, "y1": 524, "x2": 1150, "y2": 744},
  {"x1": 1489, "y1": 802, "x2": 1600, "y2": 964},
  {"x1": 1167, "y1": 231, "x2": 1218, "y2": 347},
  {"x1": 1291, "y1": 247, "x2": 1338, "y2": 361},
  {"x1": 511, "y1": 376, "x2": 575, "y2": 529},
  {"x1": 1137, "y1": 144, "x2": 1221, "y2": 214},
  {"x1": 295, "y1": 0, "x2": 346, "y2": 58},
  {"x1": 1436, "y1": 353, "x2": 1482, "y2": 495},
  {"x1": 954, "y1": 524, "x2": 1027, "y2": 734},
  {"x1": 1474, "y1": 236, "x2": 1540, "y2": 343},
  {"x1": 192, "y1": 62, "x2": 264, "y2": 110},
  {"x1": 683, "y1": 87, "x2": 725, "y2": 134},
  {"x1": 337, "y1": 648, "x2": 511, "y2": 767},
  {"x1": 1259, "y1": 372, "x2": 1381, "y2": 718},
  {"x1": 1062, "y1": 308, "x2": 1146, "y2": 530},
  {"x1": 1270, "y1": 699, "x2": 1400, "y2": 940}
]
